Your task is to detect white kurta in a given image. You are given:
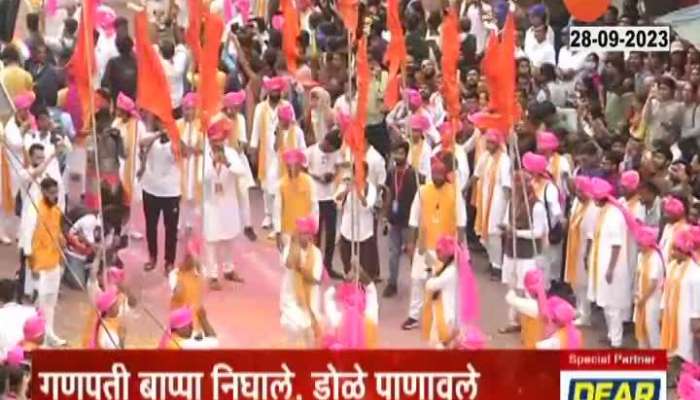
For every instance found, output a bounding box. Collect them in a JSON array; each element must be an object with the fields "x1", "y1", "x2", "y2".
[
  {"x1": 587, "y1": 204, "x2": 631, "y2": 309},
  {"x1": 474, "y1": 150, "x2": 512, "y2": 236},
  {"x1": 1, "y1": 117, "x2": 27, "y2": 203},
  {"x1": 660, "y1": 220, "x2": 688, "y2": 269},
  {"x1": 662, "y1": 260, "x2": 700, "y2": 361},
  {"x1": 202, "y1": 144, "x2": 246, "y2": 242},
  {"x1": 621, "y1": 197, "x2": 646, "y2": 286},
  {"x1": 250, "y1": 100, "x2": 296, "y2": 192},
  {"x1": 568, "y1": 200, "x2": 599, "y2": 290},
  {"x1": 279, "y1": 243, "x2": 323, "y2": 334},
  {"x1": 634, "y1": 249, "x2": 663, "y2": 348},
  {"x1": 425, "y1": 260, "x2": 458, "y2": 345},
  {"x1": 179, "y1": 119, "x2": 204, "y2": 202},
  {"x1": 231, "y1": 113, "x2": 256, "y2": 190}
]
